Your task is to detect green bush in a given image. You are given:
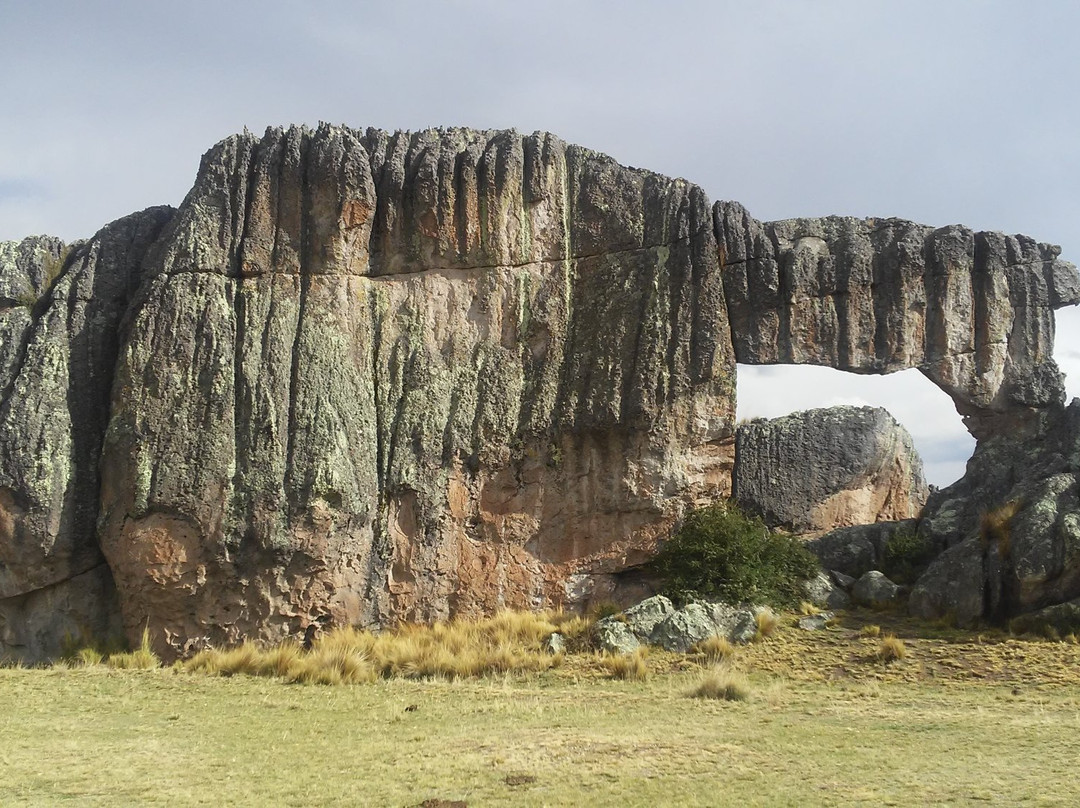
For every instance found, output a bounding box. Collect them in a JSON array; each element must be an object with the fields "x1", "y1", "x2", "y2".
[
  {"x1": 651, "y1": 501, "x2": 819, "y2": 608},
  {"x1": 882, "y1": 528, "x2": 934, "y2": 585}
]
